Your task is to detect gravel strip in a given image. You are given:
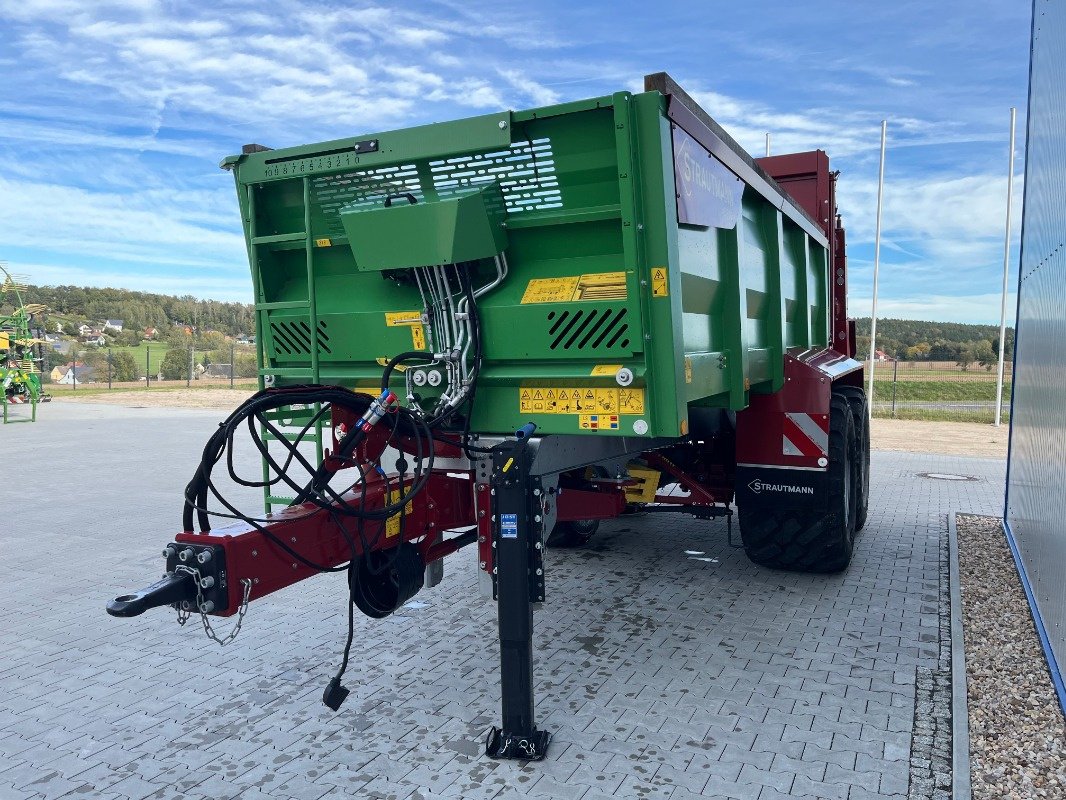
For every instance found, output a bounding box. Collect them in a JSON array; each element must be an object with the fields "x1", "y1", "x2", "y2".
[{"x1": 956, "y1": 513, "x2": 1066, "y2": 799}]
